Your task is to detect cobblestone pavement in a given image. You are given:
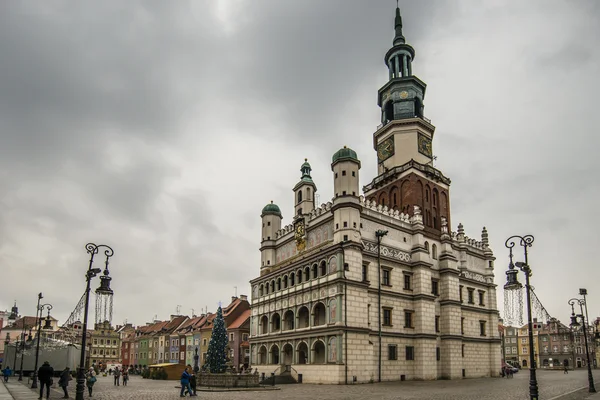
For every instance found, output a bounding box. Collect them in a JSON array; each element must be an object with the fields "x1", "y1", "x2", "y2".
[{"x1": 4, "y1": 369, "x2": 600, "y2": 400}]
